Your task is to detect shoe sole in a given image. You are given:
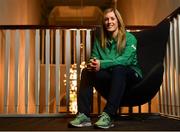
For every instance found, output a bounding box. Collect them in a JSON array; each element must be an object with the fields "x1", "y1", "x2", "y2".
[
  {"x1": 68, "y1": 122, "x2": 92, "y2": 128},
  {"x1": 94, "y1": 123, "x2": 114, "y2": 129}
]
